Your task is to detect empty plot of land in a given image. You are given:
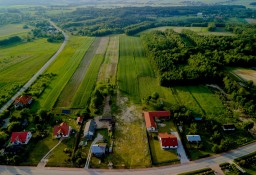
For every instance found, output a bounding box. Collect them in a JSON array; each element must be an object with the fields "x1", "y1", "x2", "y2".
[
  {"x1": 0, "y1": 23, "x2": 30, "y2": 37},
  {"x1": 98, "y1": 36, "x2": 119, "y2": 84},
  {"x1": 233, "y1": 69, "x2": 256, "y2": 85}
]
